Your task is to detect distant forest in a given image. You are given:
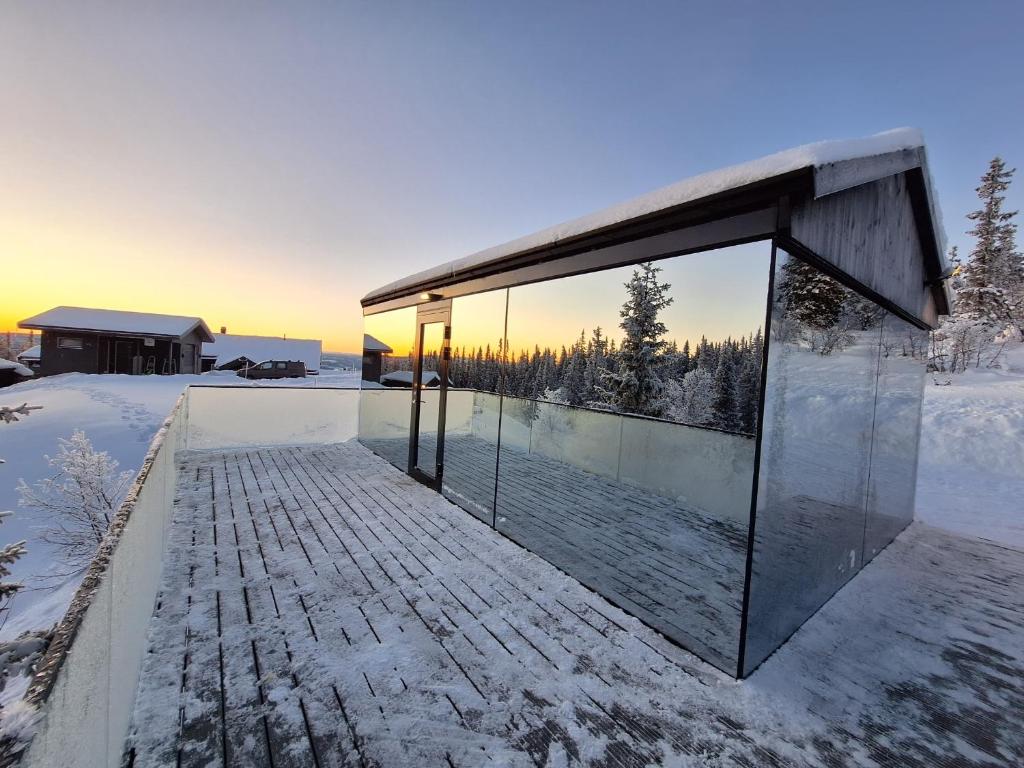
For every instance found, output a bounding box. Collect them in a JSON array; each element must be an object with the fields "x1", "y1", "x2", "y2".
[
  {"x1": 382, "y1": 330, "x2": 764, "y2": 434},
  {"x1": 381, "y1": 263, "x2": 764, "y2": 434}
]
